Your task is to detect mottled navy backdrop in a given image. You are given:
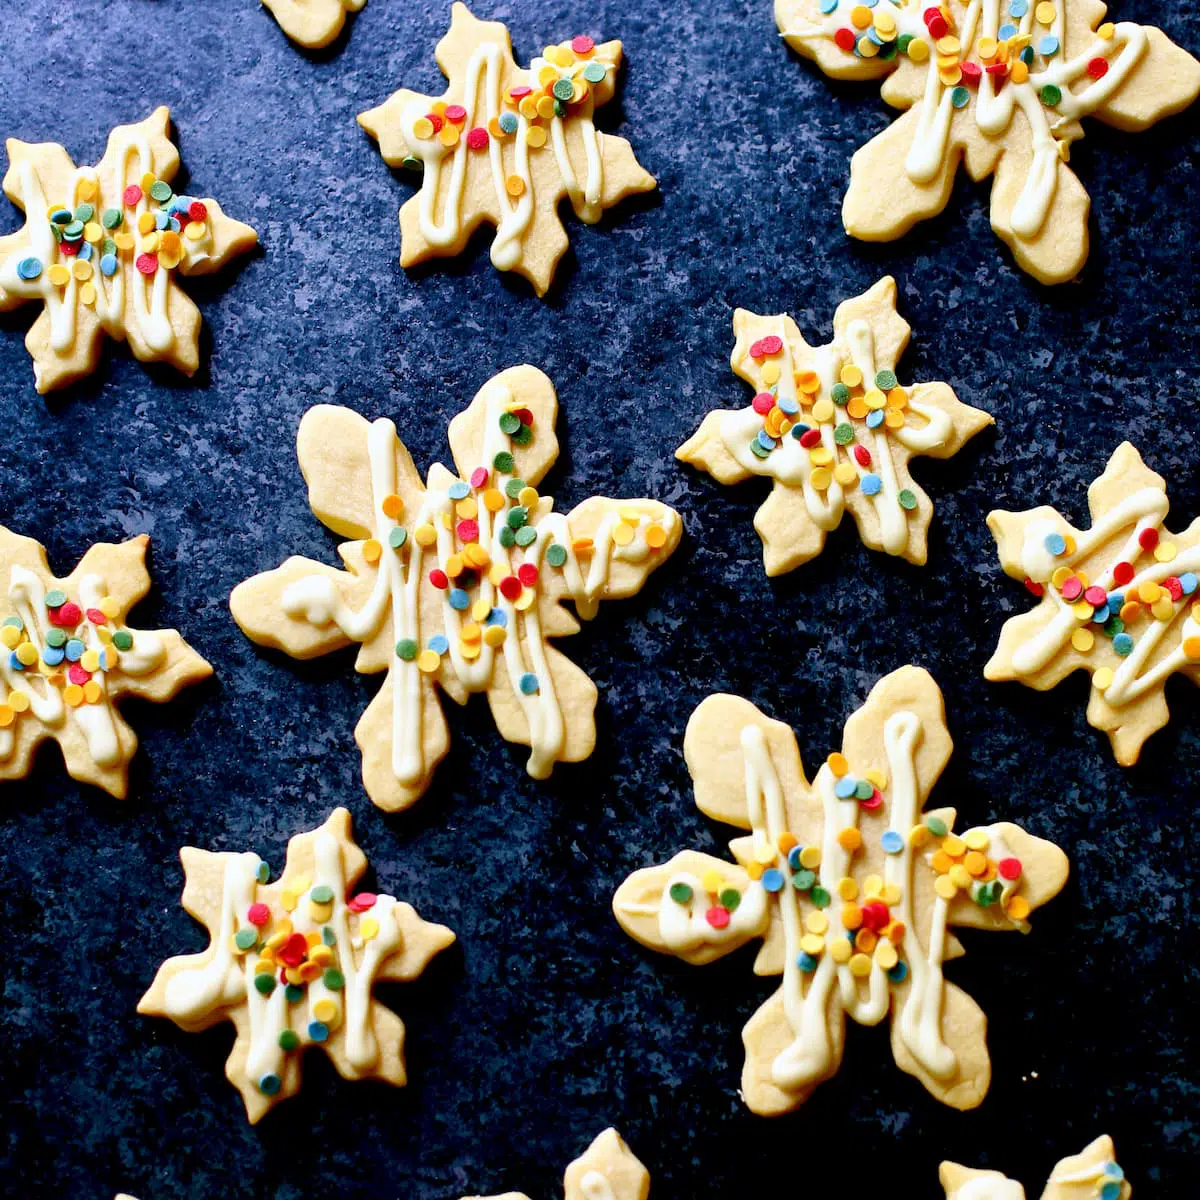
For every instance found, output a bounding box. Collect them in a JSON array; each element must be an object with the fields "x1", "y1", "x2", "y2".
[{"x1": 1, "y1": 0, "x2": 1198, "y2": 1197}]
